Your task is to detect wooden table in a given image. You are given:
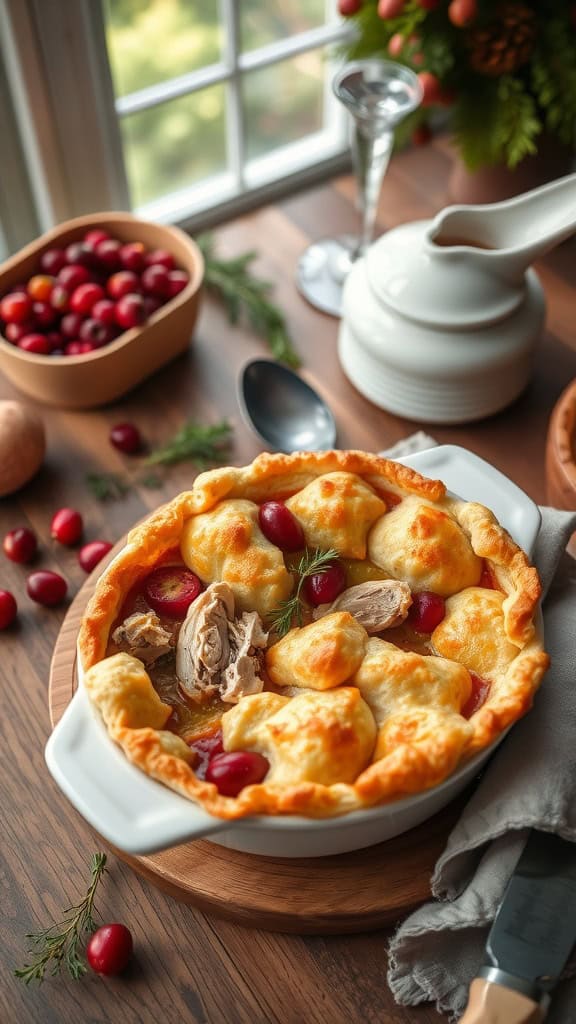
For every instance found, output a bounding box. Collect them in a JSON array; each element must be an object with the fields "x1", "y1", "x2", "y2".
[{"x1": 2, "y1": 138, "x2": 576, "y2": 1024}]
